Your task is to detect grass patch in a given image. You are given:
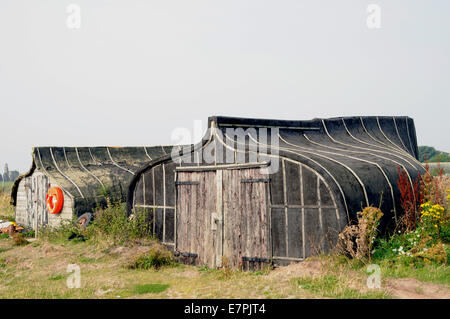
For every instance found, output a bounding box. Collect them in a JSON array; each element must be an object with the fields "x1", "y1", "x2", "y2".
[
  {"x1": 377, "y1": 259, "x2": 450, "y2": 285},
  {"x1": 294, "y1": 275, "x2": 389, "y2": 299},
  {"x1": 0, "y1": 233, "x2": 9, "y2": 239},
  {"x1": 49, "y1": 274, "x2": 66, "y2": 281},
  {"x1": 133, "y1": 283, "x2": 169, "y2": 294},
  {"x1": 0, "y1": 247, "x2": 11, "y2": 253},
  {"x1": 325, "y1": 253, "x2": 450, "y2": 286},
  {"x1": 76, "y1": 255, "x2": 101, "y2": 264}
]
